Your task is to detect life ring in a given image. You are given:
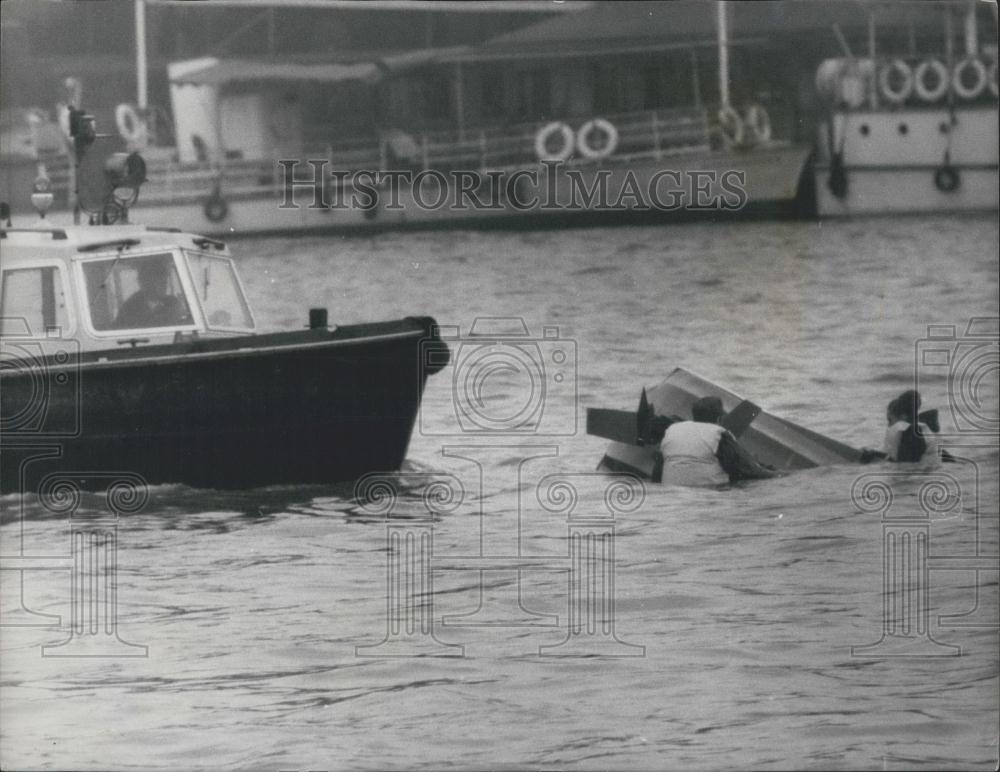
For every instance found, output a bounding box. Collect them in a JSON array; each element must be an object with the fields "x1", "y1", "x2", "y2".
[
  {"x1": 913, "y1": 59, "x2": 949, "y2": 103},
  {"x1": 534, "y1": 122, "x2": 575, "y2": 162},
  {"x1": 989, "y1": 59, "x2": 998, "y2": 98},
  {"x1": 934, "y1": 165, "x2": 960, "y2": 193},
  {"x1": 115, "y1": 103, "x2": 146, "y2": 146},
  {"x1": 878, "y1": 59, "x2": 914, "y2": 105},
  {"x1": 203, "y1": 193, "x2": 228, "y2": 222},
  {"x1": 717, "y1": 106, "x2": 744, "y2": 147},
  {"x1": 576, "y1": 118, "x2": 619, "y2": 159},
  {"x1": 742, "y1": 103, "x2": 771, "y2": 145},
  {"x1": 952, "y1": 56, "x2": 987, "y2": 100}
]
